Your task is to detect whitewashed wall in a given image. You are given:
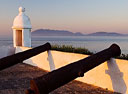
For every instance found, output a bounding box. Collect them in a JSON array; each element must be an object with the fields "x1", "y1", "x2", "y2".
[{"x1": 16, "y1": 47, "x2": 128, "y2": 94}]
